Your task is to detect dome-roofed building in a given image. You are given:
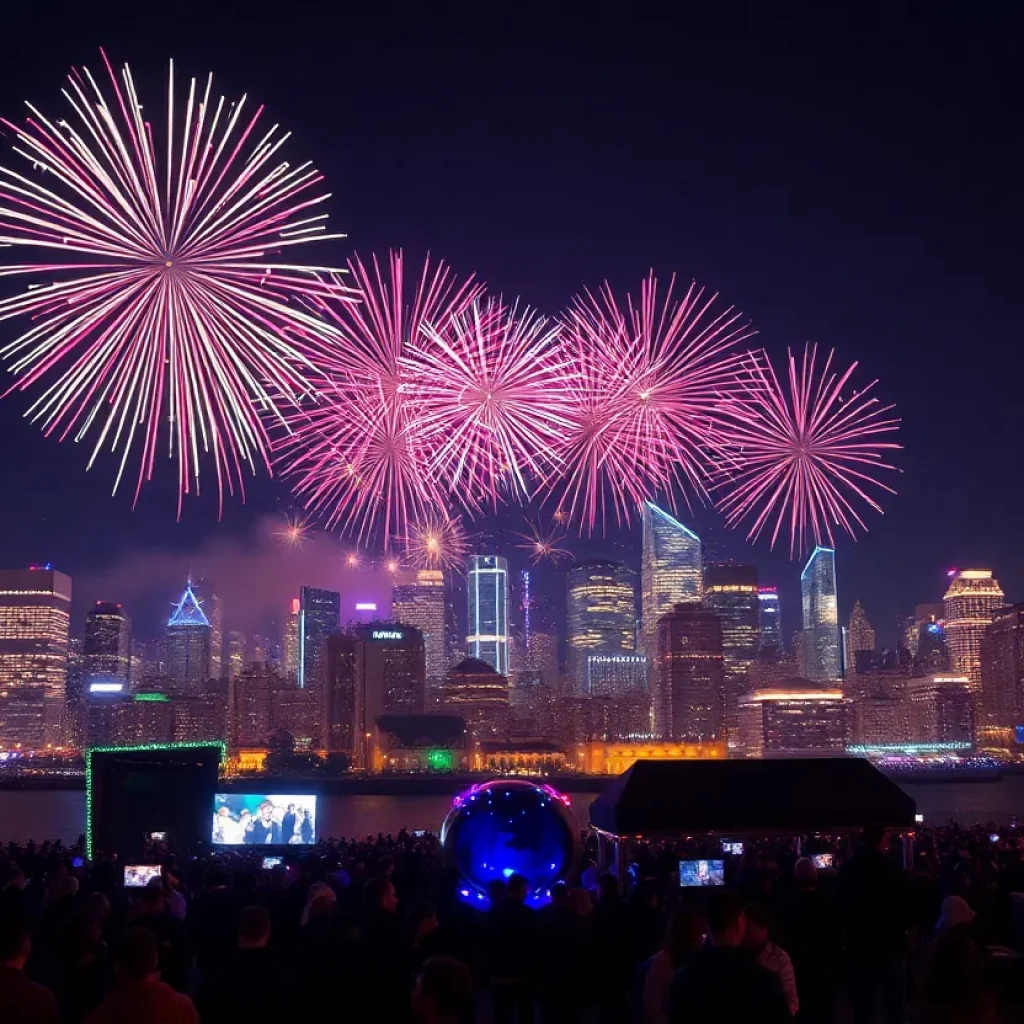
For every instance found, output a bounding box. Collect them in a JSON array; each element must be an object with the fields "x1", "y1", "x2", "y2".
[{"x1": 437, "y1": 657, "x2": 510, "y2": 739}]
